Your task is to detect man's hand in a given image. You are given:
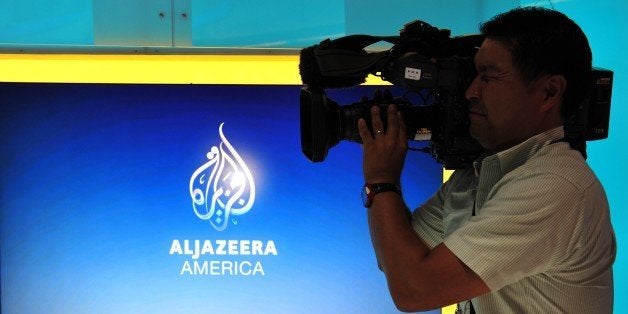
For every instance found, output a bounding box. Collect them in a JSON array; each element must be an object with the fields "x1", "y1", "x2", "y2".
[{"x1": 357, "y1": 104, "x2": 408, "y2": 184}]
